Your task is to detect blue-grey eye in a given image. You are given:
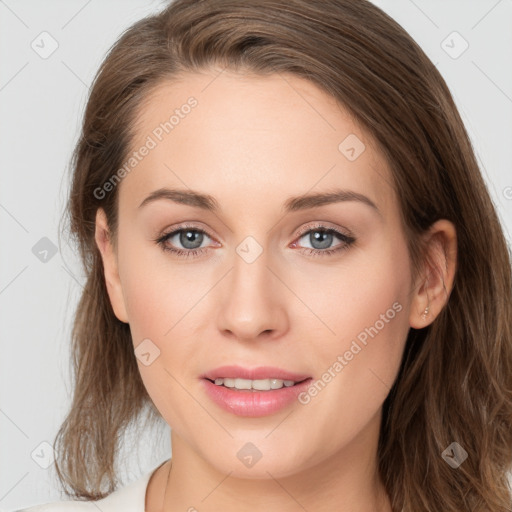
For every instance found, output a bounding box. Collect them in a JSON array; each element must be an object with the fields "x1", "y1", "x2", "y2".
[
  {"x1": 310, "y1": 230, "x2": 334, "y2": 249},
  {"x1": 176, "y1": 229, "x2": 205, "y2": 249},
  {"x1": 299, "y1": 229, "x2": 342, "y2": 250}
]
